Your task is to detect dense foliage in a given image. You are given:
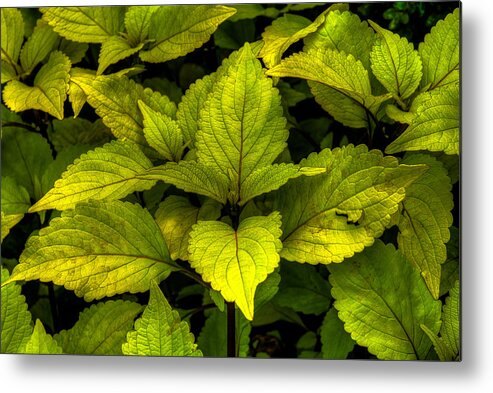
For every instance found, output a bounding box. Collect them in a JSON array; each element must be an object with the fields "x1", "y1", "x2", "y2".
[{"x1": 1, "y1": 2, "x2": 460, "y2": 360}]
